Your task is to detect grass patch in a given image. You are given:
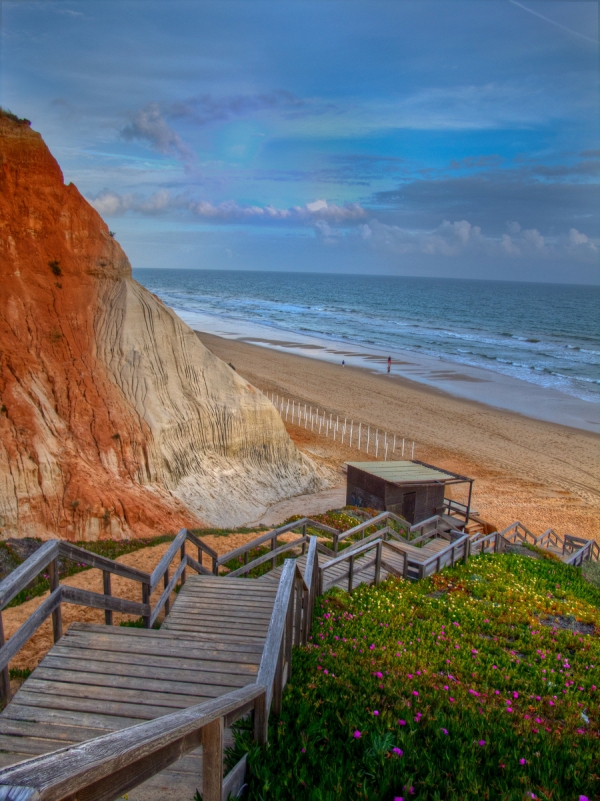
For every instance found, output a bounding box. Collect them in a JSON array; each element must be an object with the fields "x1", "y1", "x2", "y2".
[{"x1": 232, "y1": 553, "x2": 600, "y2": 800}]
